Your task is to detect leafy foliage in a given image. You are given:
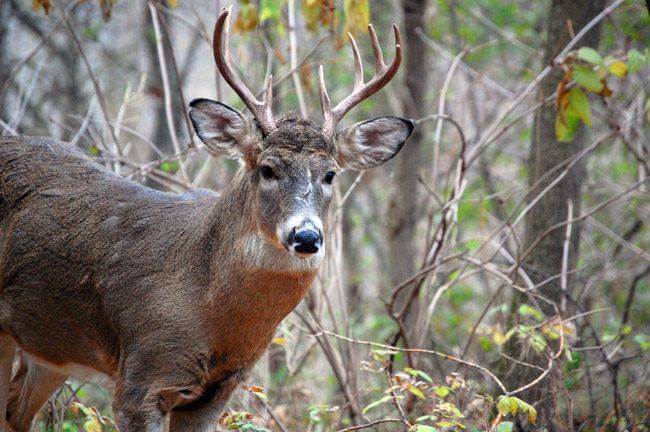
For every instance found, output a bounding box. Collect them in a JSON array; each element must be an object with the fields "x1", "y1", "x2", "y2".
[{"x1": 555, "y1": 47, "x2": 648, "y2": 141}]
